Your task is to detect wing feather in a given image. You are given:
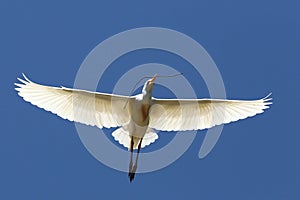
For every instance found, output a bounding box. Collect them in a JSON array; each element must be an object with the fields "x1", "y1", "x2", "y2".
[
  {"x1": 149, "y1": 94, "x2": 272, "y2": 131},
  {"x1": 15, "y1": 74, "x2": 131, "y2": 128}
]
